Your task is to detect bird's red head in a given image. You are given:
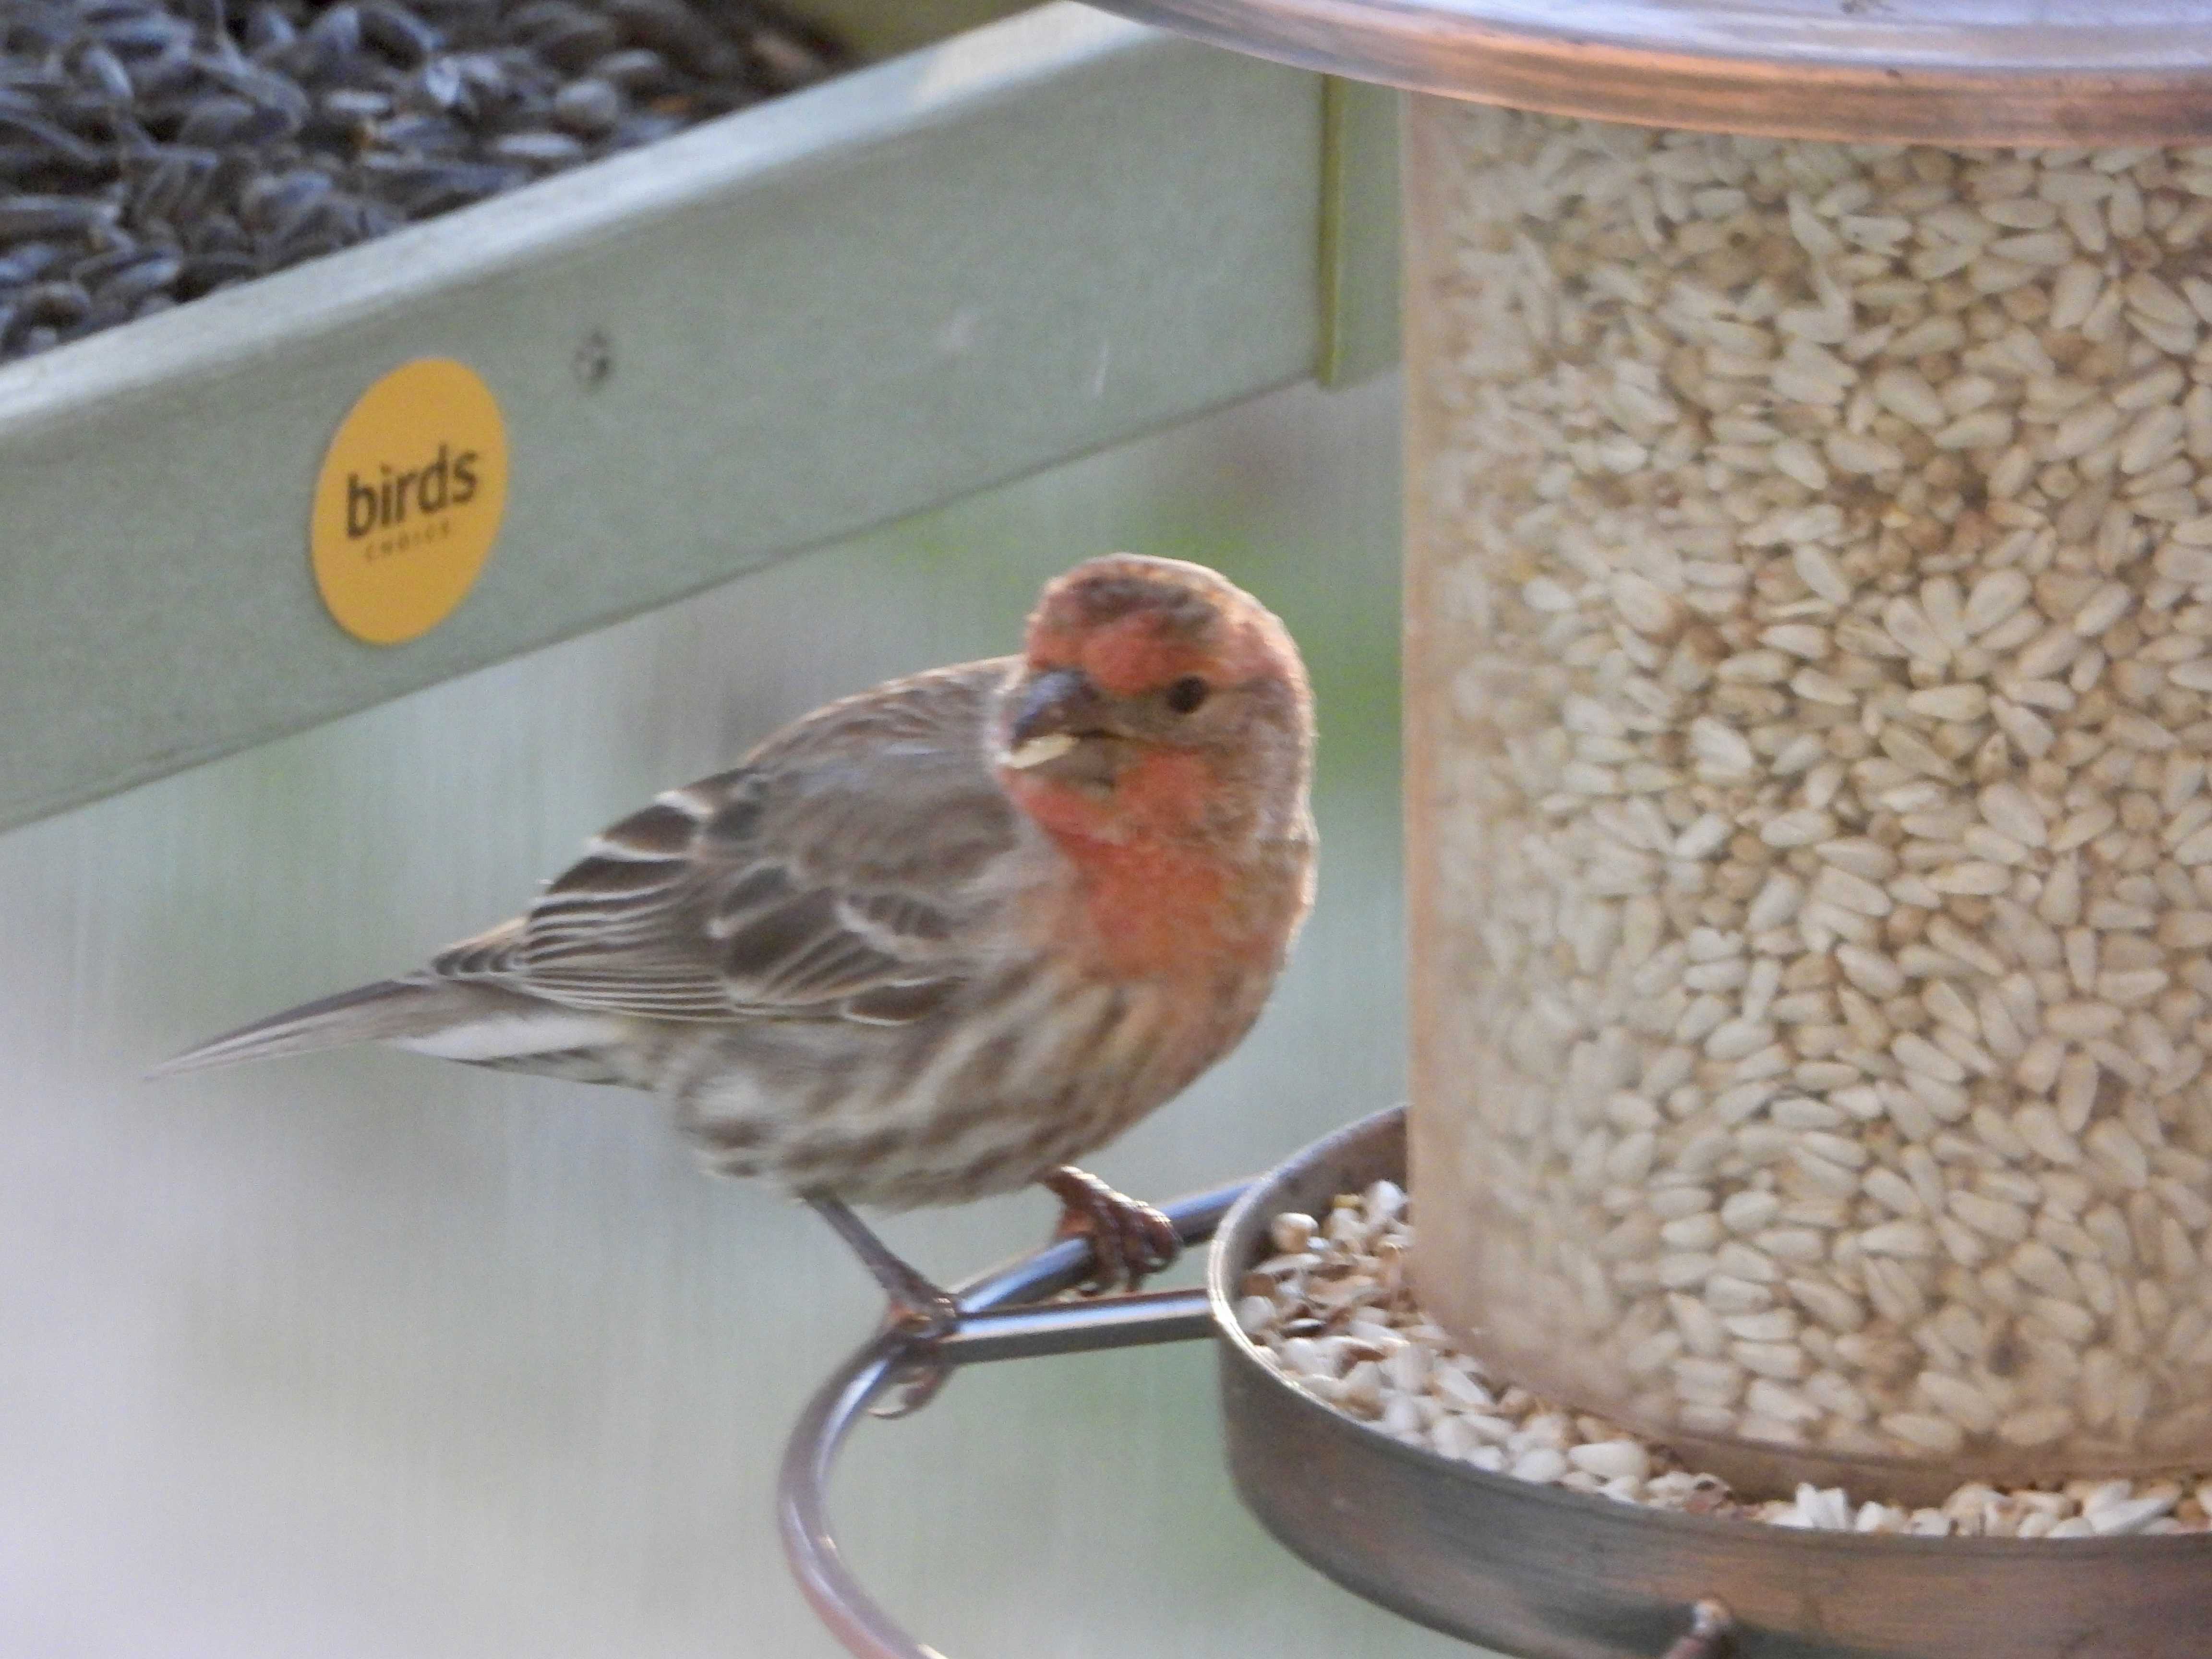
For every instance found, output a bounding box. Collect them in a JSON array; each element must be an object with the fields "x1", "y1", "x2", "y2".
[
  {"x1": 1022, "y1": 555, "x2": 1299, "y2": 701},
  {"x1": 996, "y1": 555, "x2": 1313, "y2": 851}
]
